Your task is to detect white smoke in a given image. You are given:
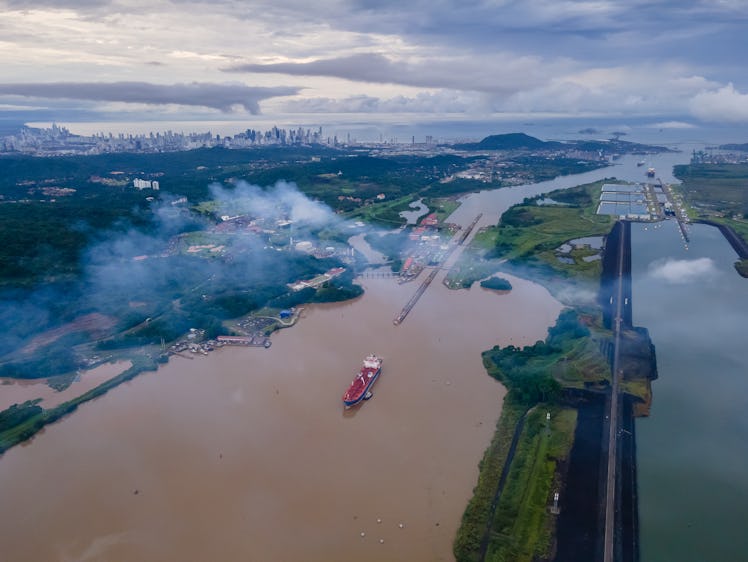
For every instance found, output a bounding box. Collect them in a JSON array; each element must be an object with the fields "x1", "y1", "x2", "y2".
[
  {"x1": 648, "y1": 257, "x2": 718, "y2": 284},
  {"x1": 209, "y1": 180, "x2": 336, "y2": 227}
]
